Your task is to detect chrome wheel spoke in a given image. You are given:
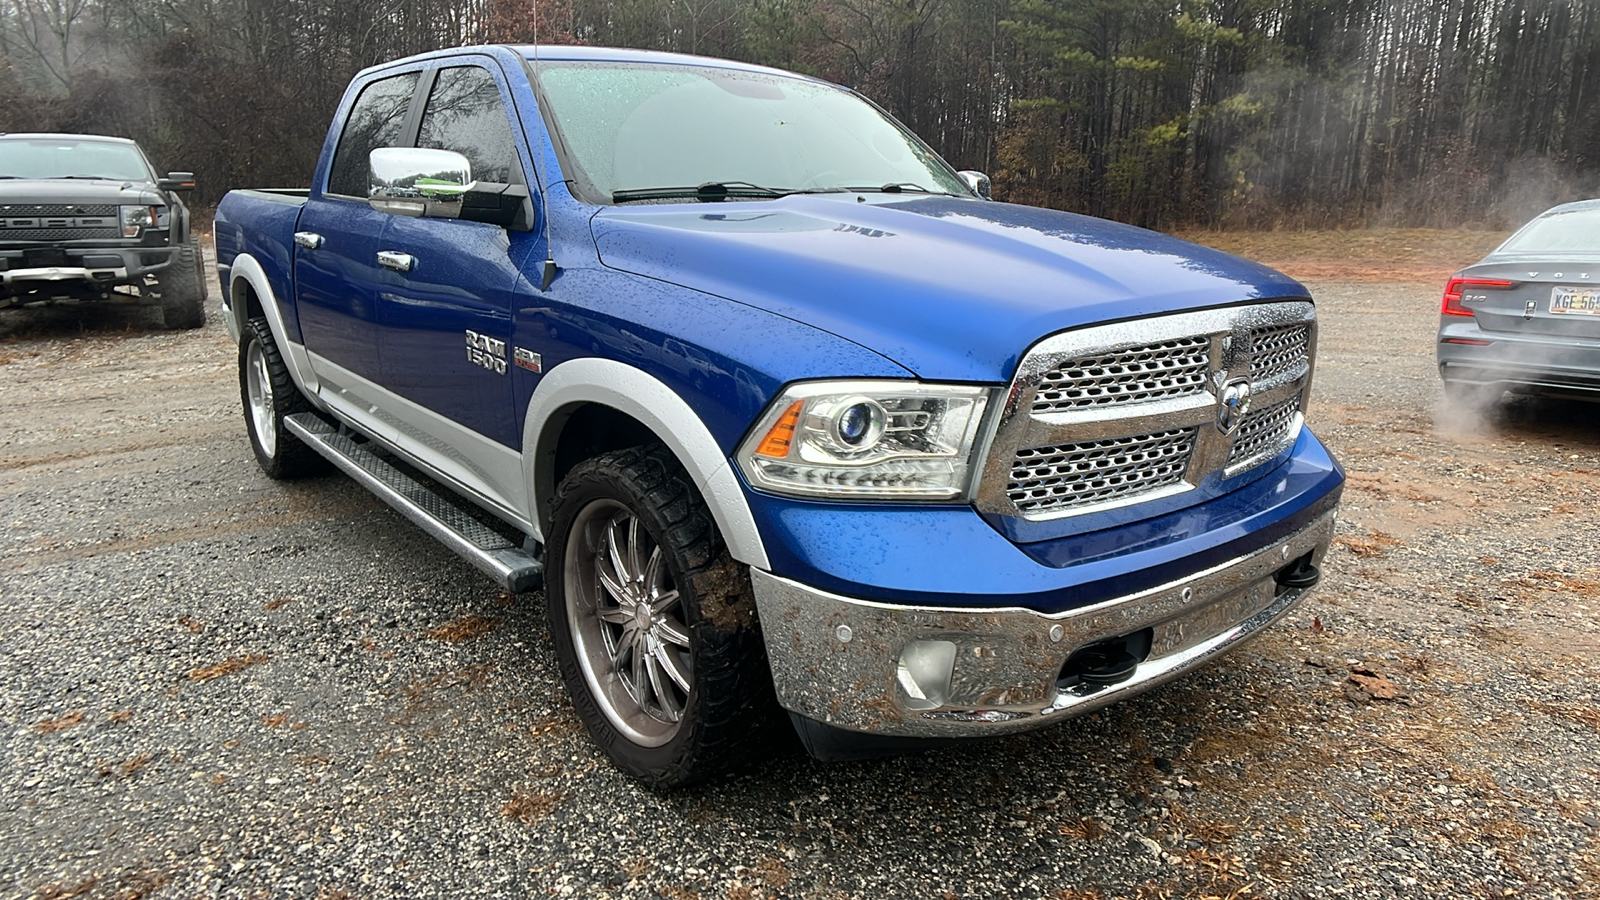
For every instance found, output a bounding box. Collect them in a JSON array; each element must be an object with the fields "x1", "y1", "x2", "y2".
[
  {"x1": 652, "y1": 641, "x2": 691, "y2": 694},
  {"x1": 611, "y1": 626, "x2": 635, "y2": 670},
  {"x1": 629, "y1": 637, "x2": 649, "y2": 701},
  {"x1": 655, "y1": 615, "x2": 691, "y2": 648},
  {"x1": 649, "y1": 588, "x2": 680, "y2": 616},
  {"x1": 644, "y1": 647, "x2": 682, "y2": 721},
  {"x1": 597, "y1": 605, "x2": 632, "y2": 626},
  {"x1": 626, "y1": 515, "x2": 643, "y2": 586},
  {"x1": 606, "y1": 518, "x2": 631, "y2": 585},
  {"x1": 596, "y1": 566, "x2": 631, "y2": 609}
]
